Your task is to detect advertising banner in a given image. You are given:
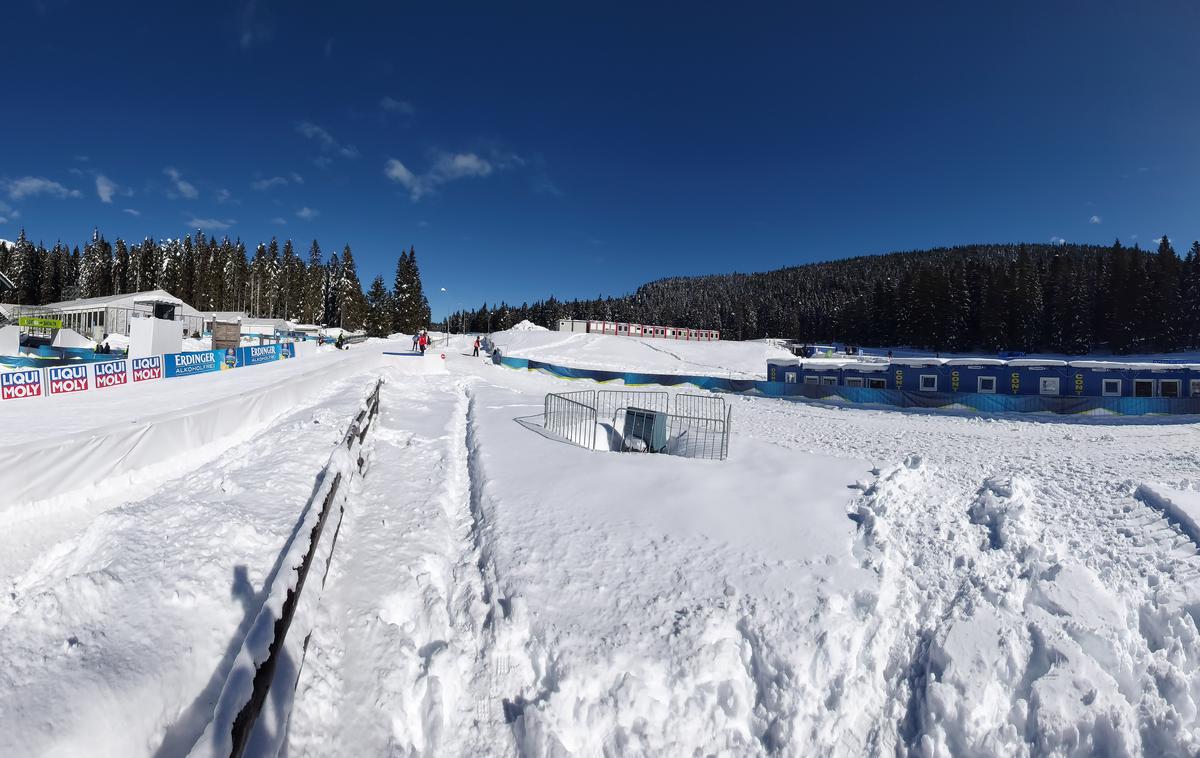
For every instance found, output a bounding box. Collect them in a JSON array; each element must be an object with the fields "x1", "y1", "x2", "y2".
[
  {"x1": 1, "y1": 368, "x2": 43, "y2": 400},
  {"x1": 132, "y1": 356, "x2": 163, "y2": 382},
  {"x1": 94, "y1": 359, "x2": 129, "y2": 389},
  {"x1": 164, "y1": 348, "x2": 240, "y2": 378},
  {"x1": 18, "y1": 316, "x2": 63, "y2": 329},
  {"x1": 47, "y1": 365, "x2": 89, "y2": 395},
  {"x1": 237, "y1": 343, "x2": 283, "y2": 367}
]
